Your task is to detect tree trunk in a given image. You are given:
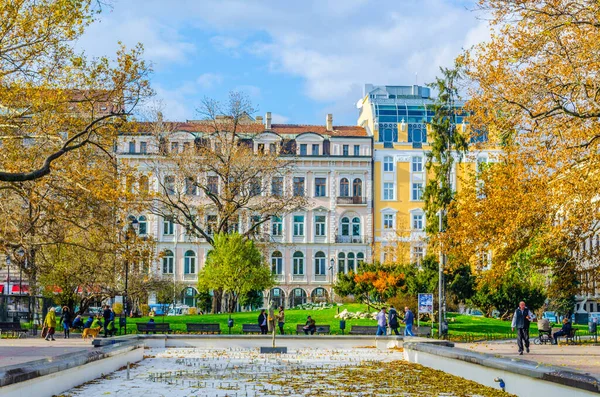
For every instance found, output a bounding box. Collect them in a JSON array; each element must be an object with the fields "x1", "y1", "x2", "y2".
[{"x1": 212, "y1": 289, "x2": 222, "y2": 314}]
